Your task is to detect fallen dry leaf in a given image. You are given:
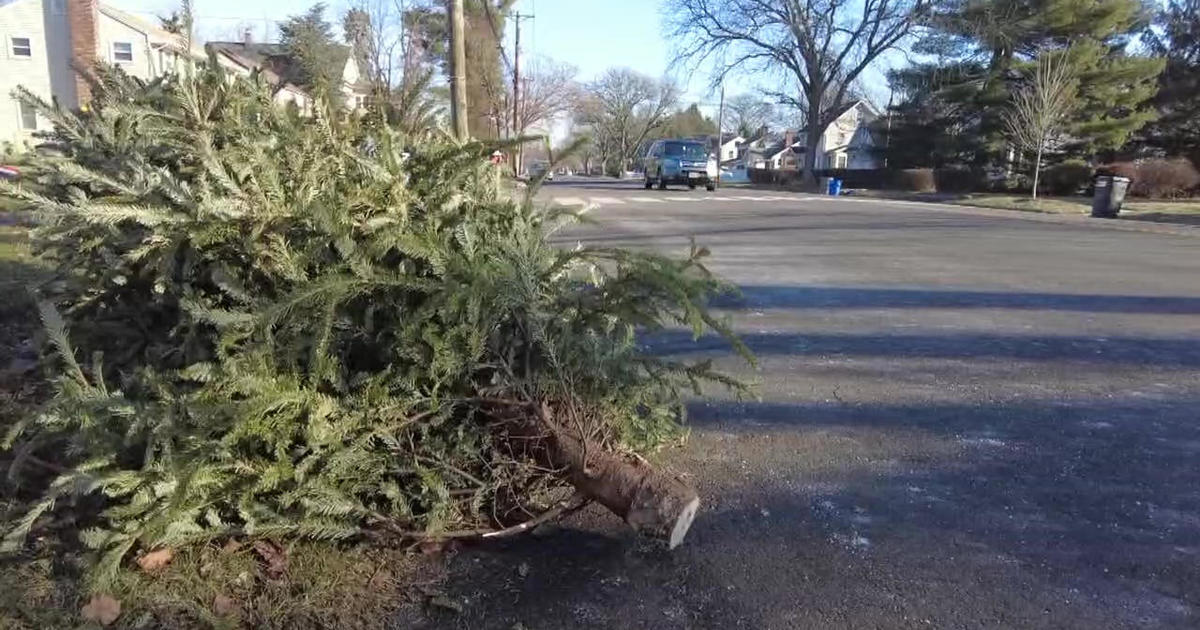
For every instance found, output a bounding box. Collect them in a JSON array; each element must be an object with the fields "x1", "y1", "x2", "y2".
[
  {"x1": 221, "y1": 539, "x2": 243, "y2": 555},
  {"x1": 368, "y1": 568, "x2": 393, "y2": 591},
  {"x1": 80, "y1": 594, "x2": 122, "y2": 626},
  {"x1": 136, "y1": 548, "x2": 174, "y2": 572},
  {"x1": 429, "y1": 594, "x2": 463, "y2": 614},
  {"x1": 213, "y1": 594, "x2": 239, "y2": 616},
  {"x1": 252, "y1": 540, "x2": 288, "y2": 579}
]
